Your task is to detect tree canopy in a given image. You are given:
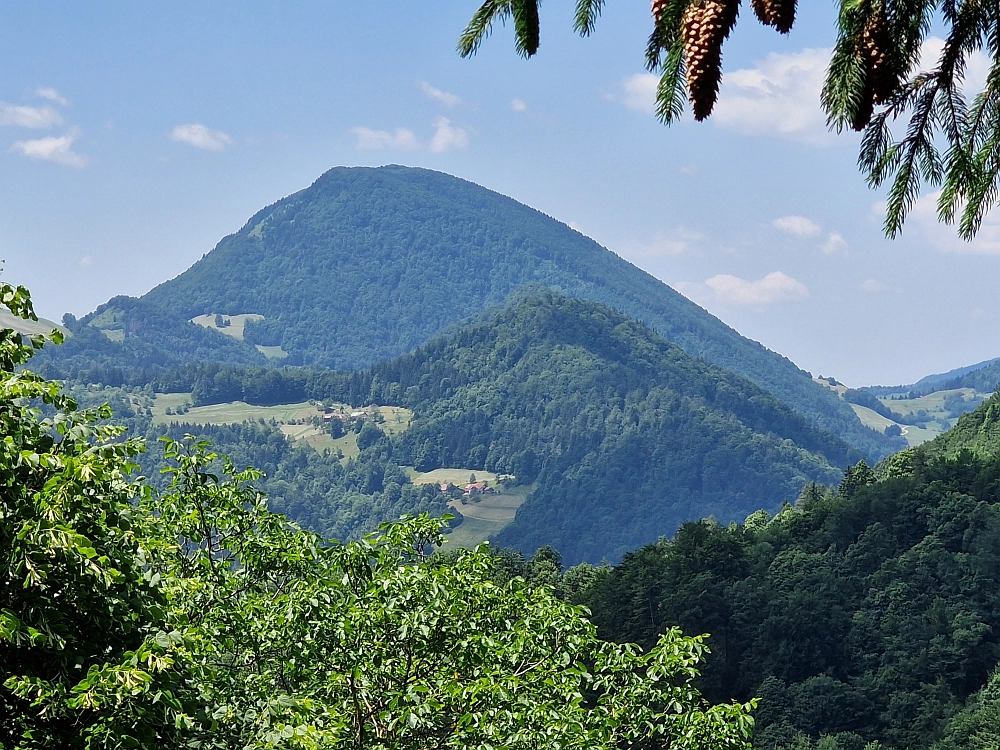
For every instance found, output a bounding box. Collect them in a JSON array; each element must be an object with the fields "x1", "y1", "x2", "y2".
[
  {"x1": 1, "y1": 279, "x2": 757, "y2": 748},
  {"x1": 460, "y1": 0, "x2": 1000, "y2": 240}
]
